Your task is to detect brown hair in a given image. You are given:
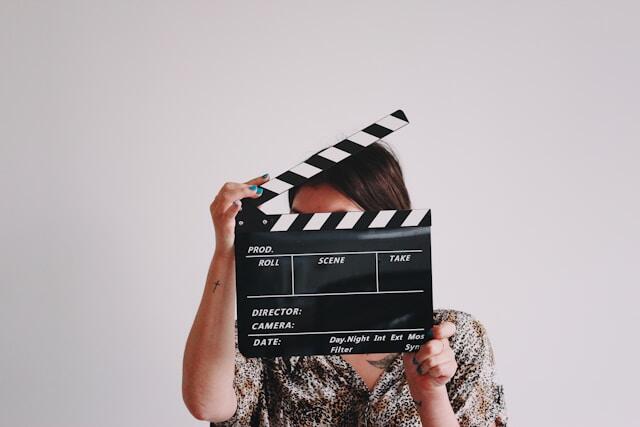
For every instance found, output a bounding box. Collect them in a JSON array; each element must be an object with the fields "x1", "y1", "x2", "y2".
[{"x1": 288, "y1": 141, "x2": 411, "y2": 211}]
